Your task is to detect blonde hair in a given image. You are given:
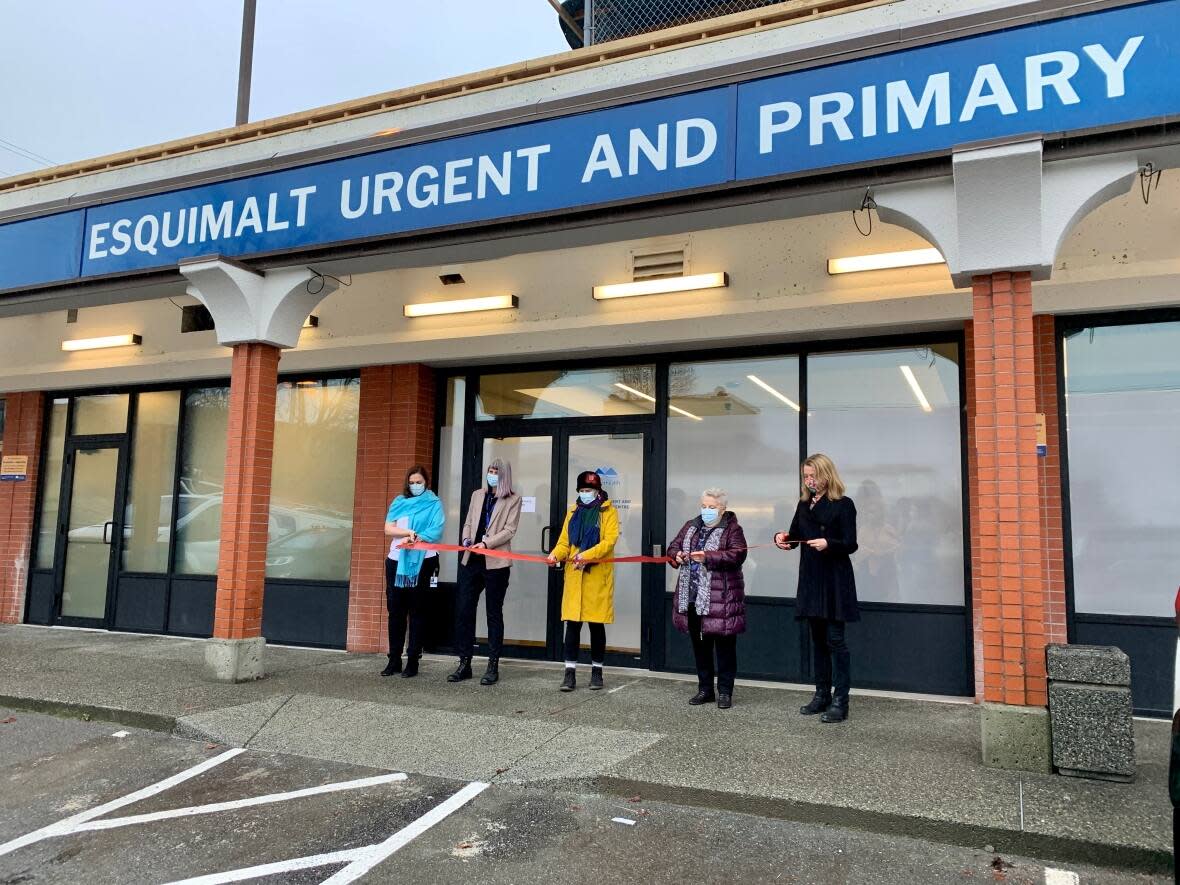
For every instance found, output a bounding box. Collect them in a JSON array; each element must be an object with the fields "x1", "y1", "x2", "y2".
[{"x1": 799, "y1": 453, "x2": 846, "y2": 502}]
